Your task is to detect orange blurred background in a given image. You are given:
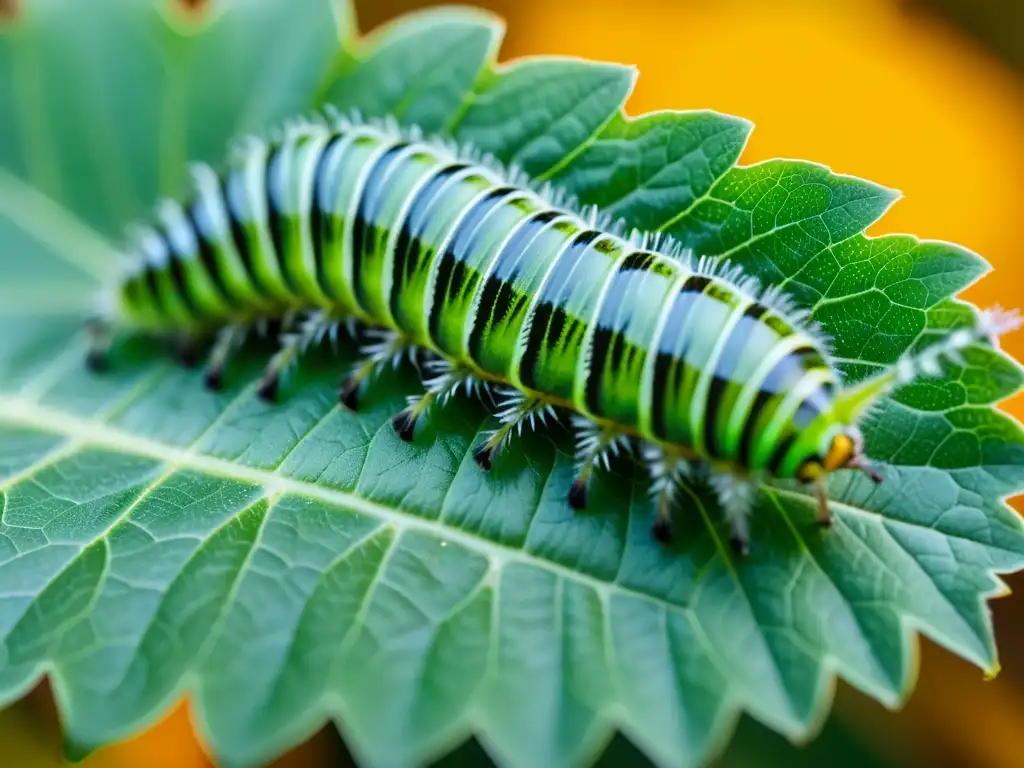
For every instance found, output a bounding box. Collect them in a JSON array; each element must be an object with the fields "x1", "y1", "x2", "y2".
[{"x1": 2, "y1": 0, "x2": 1021, "y2": 765}]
